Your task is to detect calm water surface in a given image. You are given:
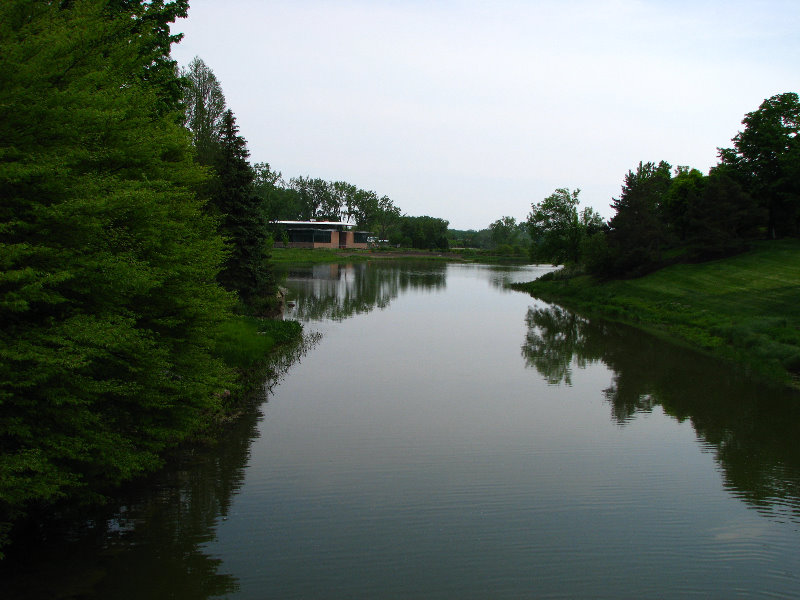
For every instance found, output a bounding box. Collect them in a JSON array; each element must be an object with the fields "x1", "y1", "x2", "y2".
[{"x1": 4, "y1": 262, "x2": 800, "y2": 599}]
